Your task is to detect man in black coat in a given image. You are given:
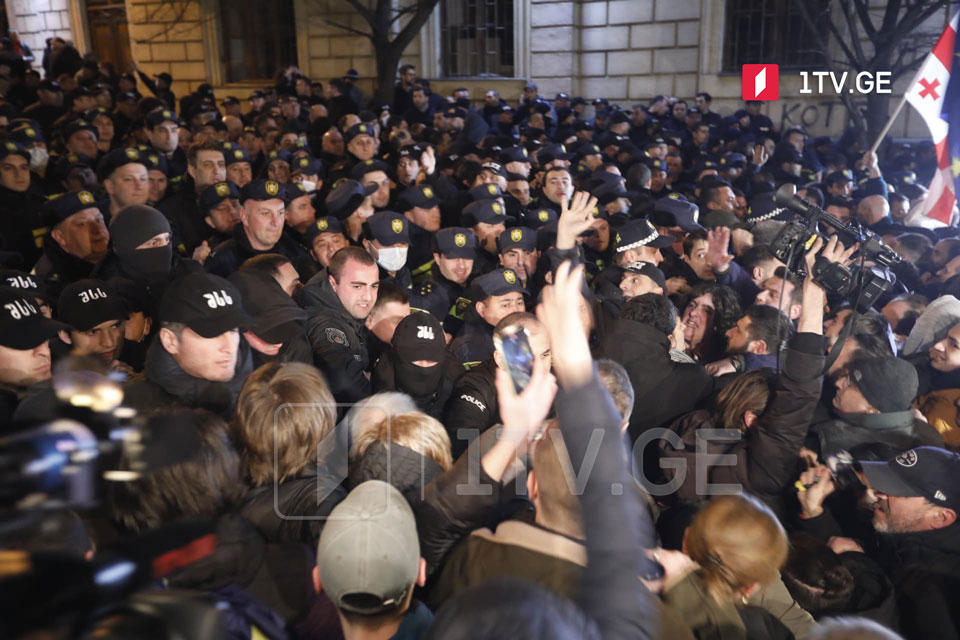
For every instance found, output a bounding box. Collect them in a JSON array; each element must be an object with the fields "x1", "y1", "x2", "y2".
[
  {"x1": 204, "y1": 179, "x2": 315, "y2": 280},
  {"x1": 600, "y1": 293, "x2": 712, "y2": 481},
  {"x1": 123, "y1": 272, "x2": 255, "y2": 420},
  {"x1": 299, "y1": 246, "x2": 380, "y2": 404}
]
